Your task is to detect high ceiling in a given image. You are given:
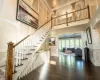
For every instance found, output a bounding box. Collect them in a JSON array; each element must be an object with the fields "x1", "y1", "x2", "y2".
[{"x1": 46, "y1": 0, "x2": 74, "y2": 8}]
